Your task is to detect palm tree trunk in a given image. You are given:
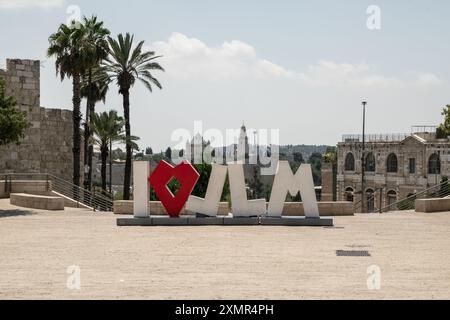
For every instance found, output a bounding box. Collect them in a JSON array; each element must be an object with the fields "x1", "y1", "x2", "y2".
[
  {"x1": 72, "y1": 74, "x2": 82, "y2": 187},
  {"x1": 122, "y1": 89, "x2": 132, "y2": 200},
  {"x1": 87, "y1": 68, "x2": 94, "y2": 191},
  {"x1": 101, "y1": 145, "x2": 108, "y2": 192},
  {"x1": 83, "y1": 100, "x2": 90, "y2": 189}
]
